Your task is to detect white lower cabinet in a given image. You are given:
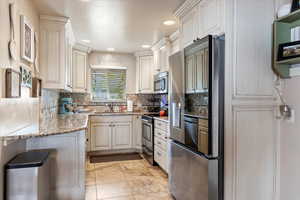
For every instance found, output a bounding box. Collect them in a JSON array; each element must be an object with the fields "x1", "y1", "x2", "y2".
[
  {"x1": 91, "y1": 122, "x2": 112, "y2": 151},
  {"x1": 133, "y1": 115, "x2": 142, "y2": 150},
  {"x1": 112, "y1": 122, "x2": 132, "y2": 149},
  {"x1": 154, "y1": 119, "x2": 169, "y2": 173},
  {"x1": 90, "y1": 115, "x2": 142, "y2": 152}
]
